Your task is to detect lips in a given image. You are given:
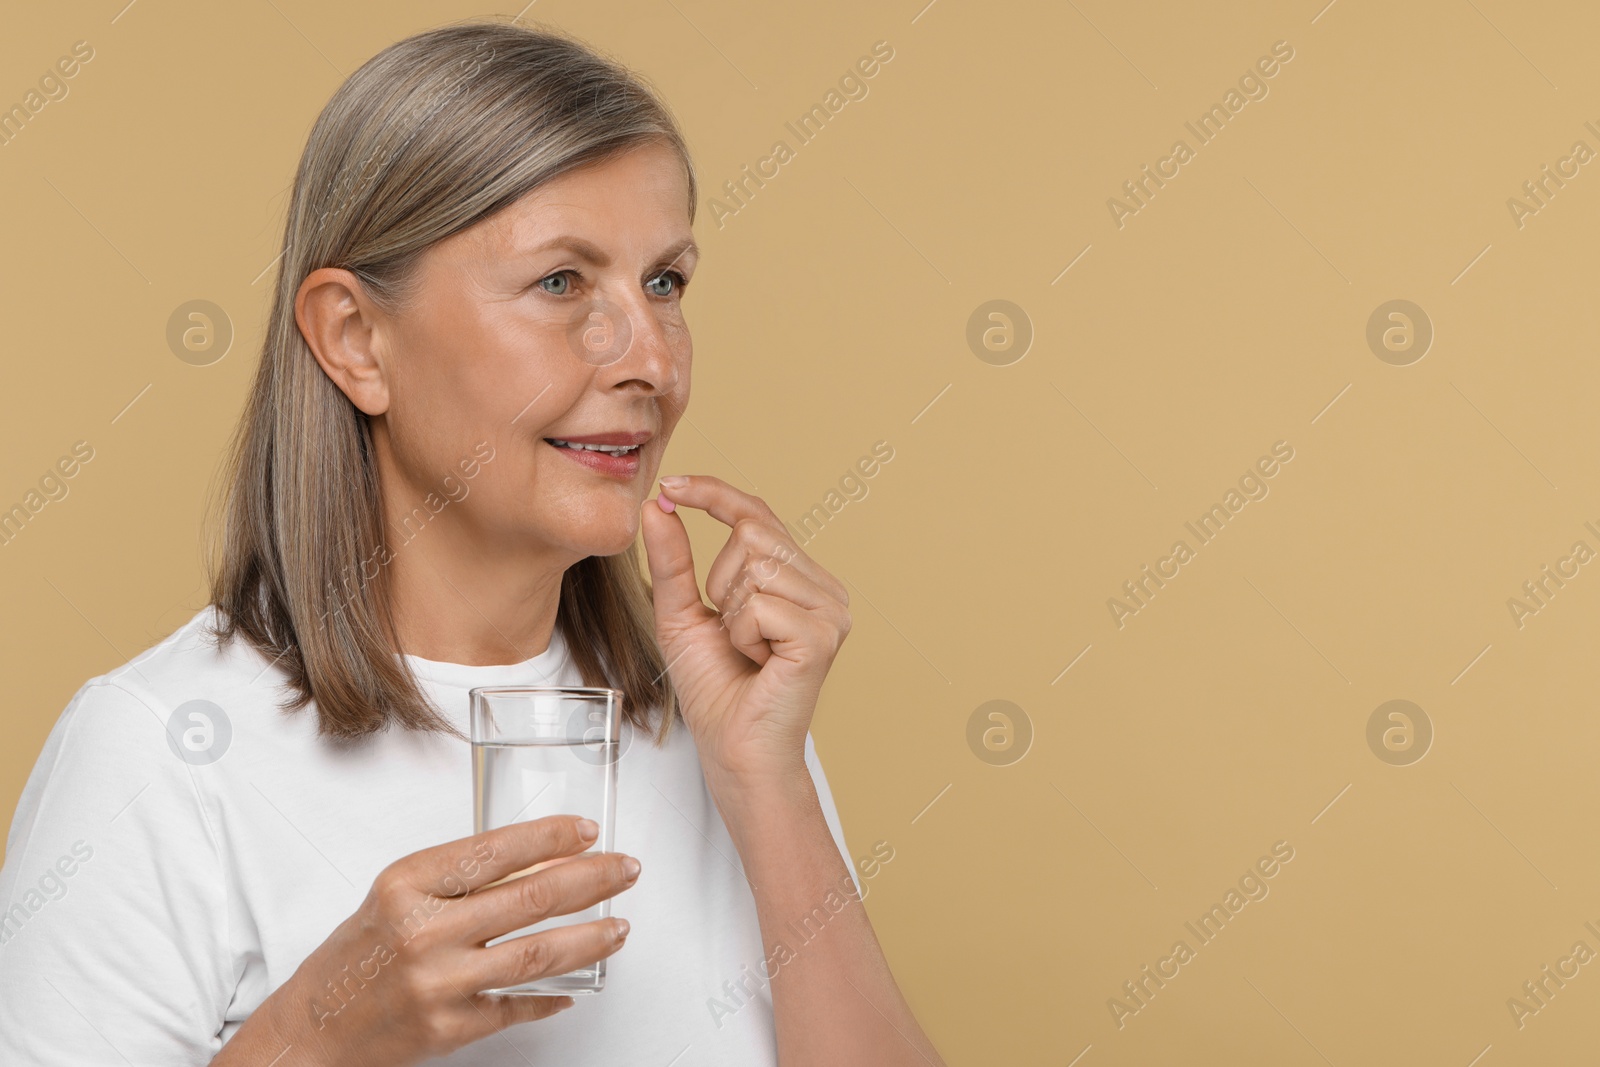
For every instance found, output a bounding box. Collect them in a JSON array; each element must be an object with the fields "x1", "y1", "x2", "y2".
[
  {"x1": 542, "y1": 431, "x2": 650, "y2": 479},
  {"x1": 543, "y1": 431, "x2": 653, "y2": 448}
]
